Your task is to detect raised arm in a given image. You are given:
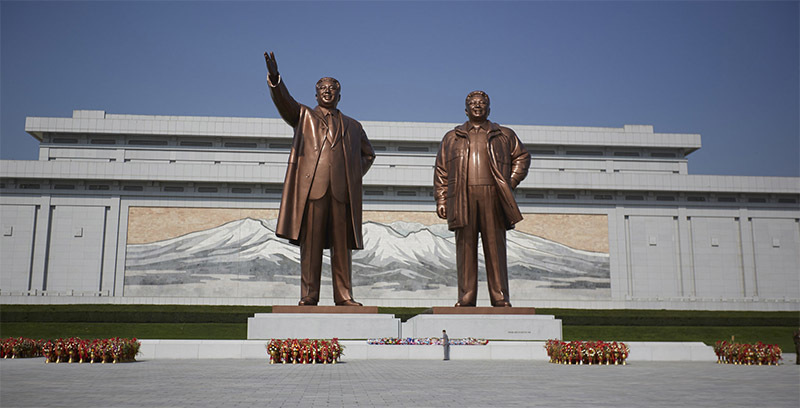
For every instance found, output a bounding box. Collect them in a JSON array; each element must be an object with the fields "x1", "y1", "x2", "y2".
[
  {"x1": 264, "y1": 51, "x2": 301, "y2": 127},
  {"x1": 264, "y1": 52, "x2": 279, "y2": 84}
]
